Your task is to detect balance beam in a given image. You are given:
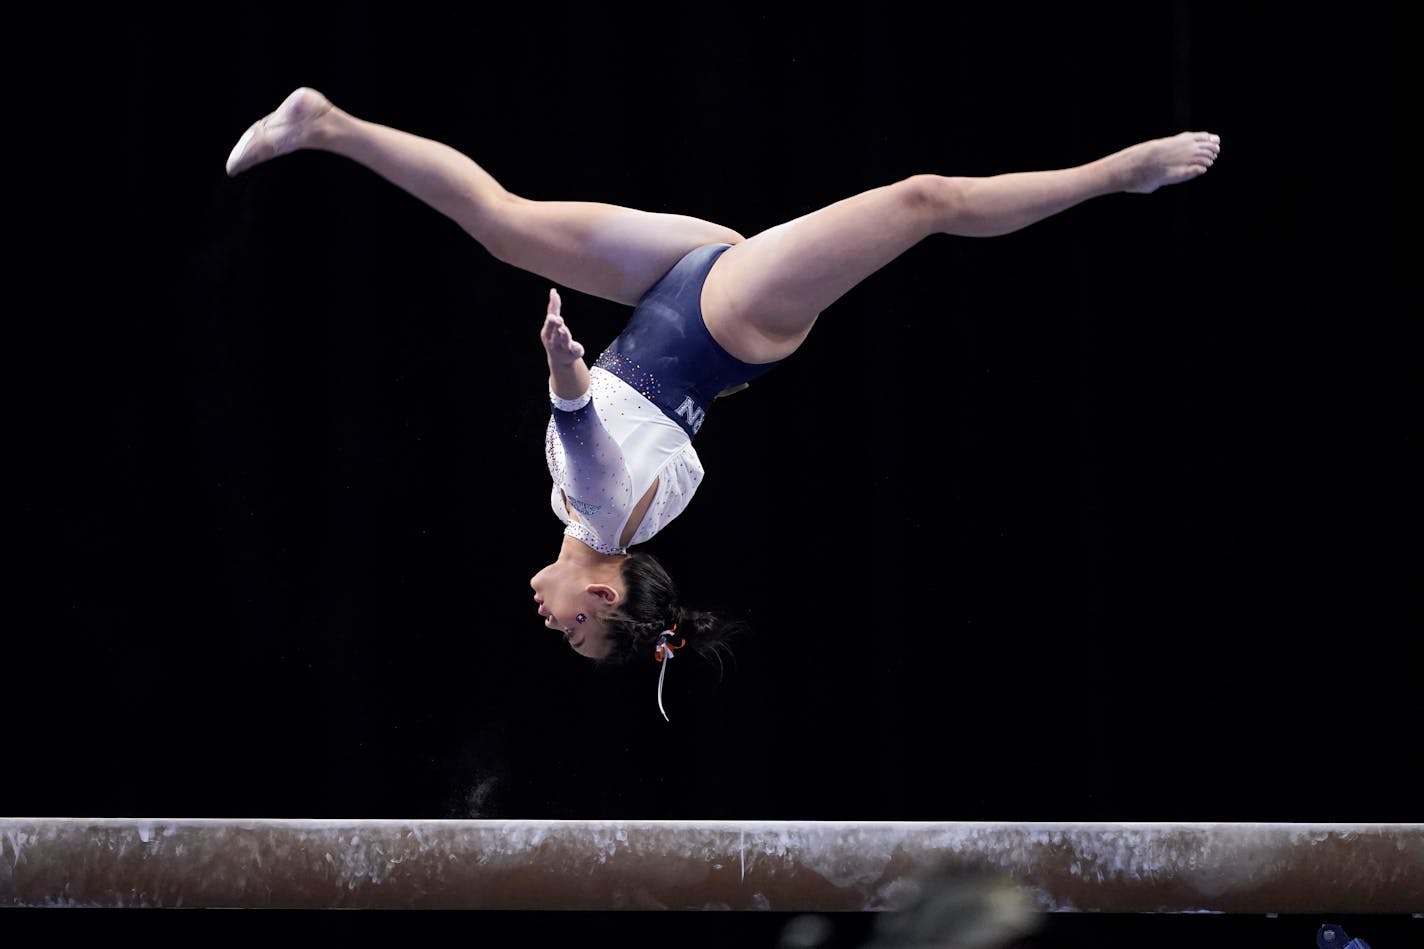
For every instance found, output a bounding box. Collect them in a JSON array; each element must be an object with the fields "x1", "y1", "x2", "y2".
[{"x1": 3, "y1": 819, "x2": 1419, "y2": 911}]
